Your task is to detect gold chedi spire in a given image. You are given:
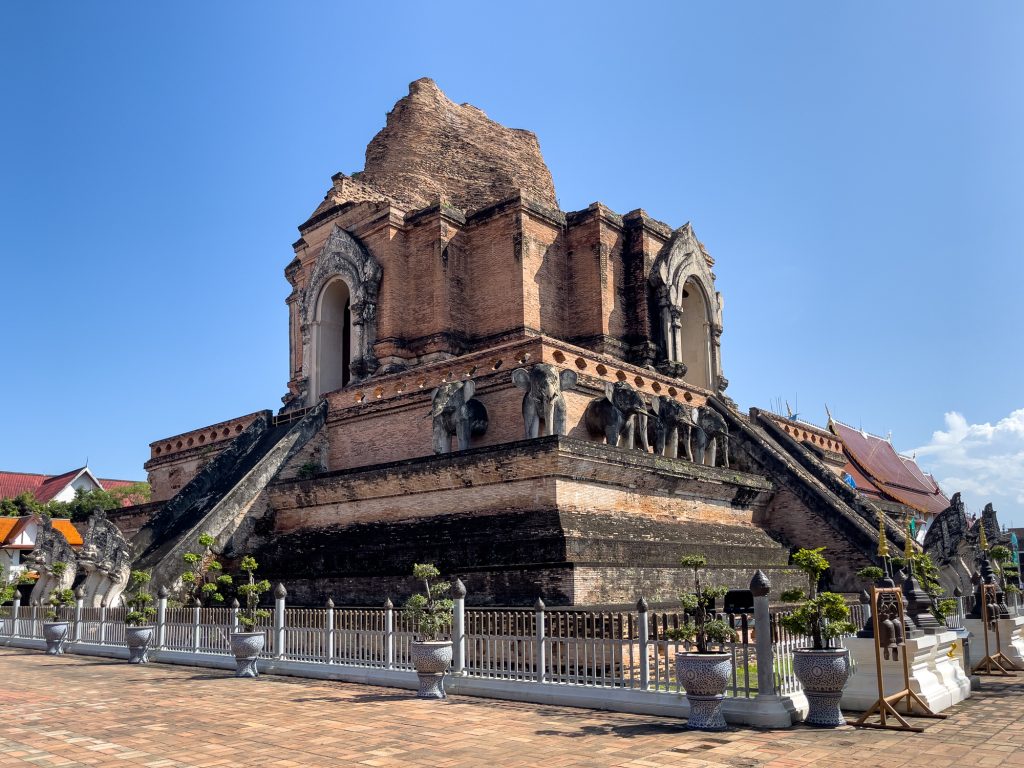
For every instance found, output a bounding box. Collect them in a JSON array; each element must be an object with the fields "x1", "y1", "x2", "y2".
[{"x1": 877, "y1": 515, "x2": 889, "y2": 559}]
